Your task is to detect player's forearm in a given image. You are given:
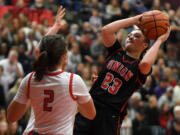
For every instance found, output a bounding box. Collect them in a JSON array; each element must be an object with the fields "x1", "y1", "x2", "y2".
[
  {"x1": 35, "y1": 24, "x2": 61, "y2": 58},
  {"x1": 139, "y1": 40, "x2": 162, "y2": 74},
  {"x1": 102, "y1": 15, "x2": 141, "y2": 34},
  {"x1": 45, "y1": 24, "x2": 61, "y2": 36}
]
